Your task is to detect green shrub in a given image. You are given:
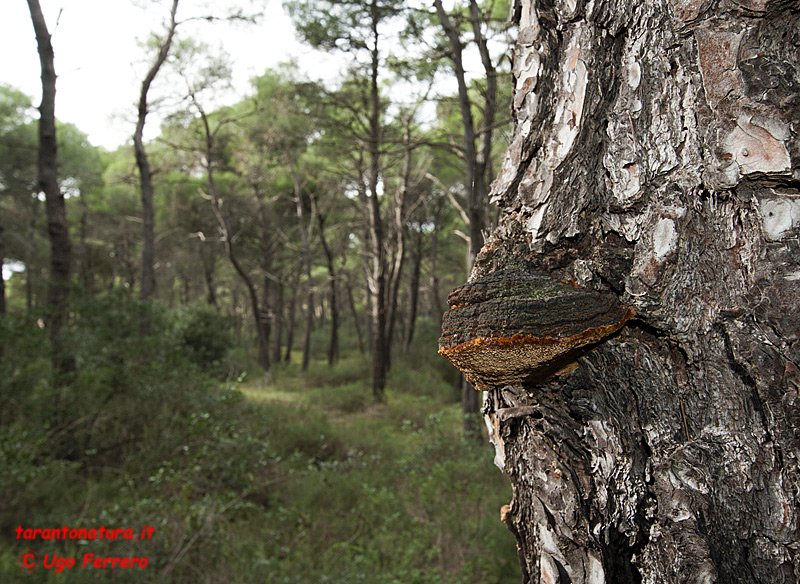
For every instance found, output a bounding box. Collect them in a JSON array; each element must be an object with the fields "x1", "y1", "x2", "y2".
[{"x1": 175, "y1": 302, "x2": 234, "y2": 376}]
